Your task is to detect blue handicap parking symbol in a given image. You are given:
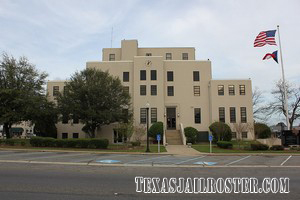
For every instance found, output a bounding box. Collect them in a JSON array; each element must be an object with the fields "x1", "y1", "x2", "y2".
[
  {"x1": 193, "y1": 161, "x2": 217, "y2": 166},
  {"x1": 96, "y1": 160, "x2": 121, "y2": 164}
]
